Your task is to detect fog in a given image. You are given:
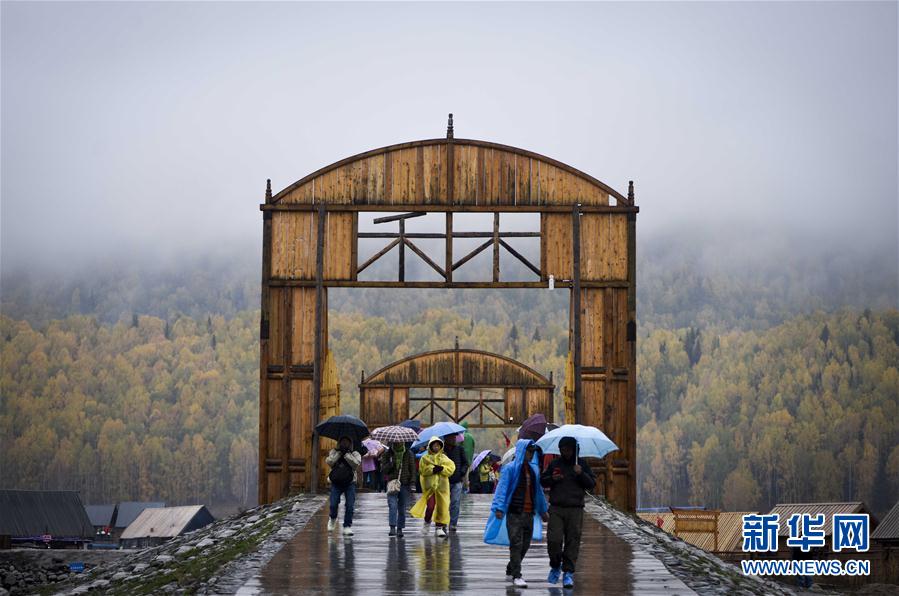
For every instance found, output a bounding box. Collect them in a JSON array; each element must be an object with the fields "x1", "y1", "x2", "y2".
[{"x1": 1, "y1": 2, "x2": 896, "y2": 281}]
